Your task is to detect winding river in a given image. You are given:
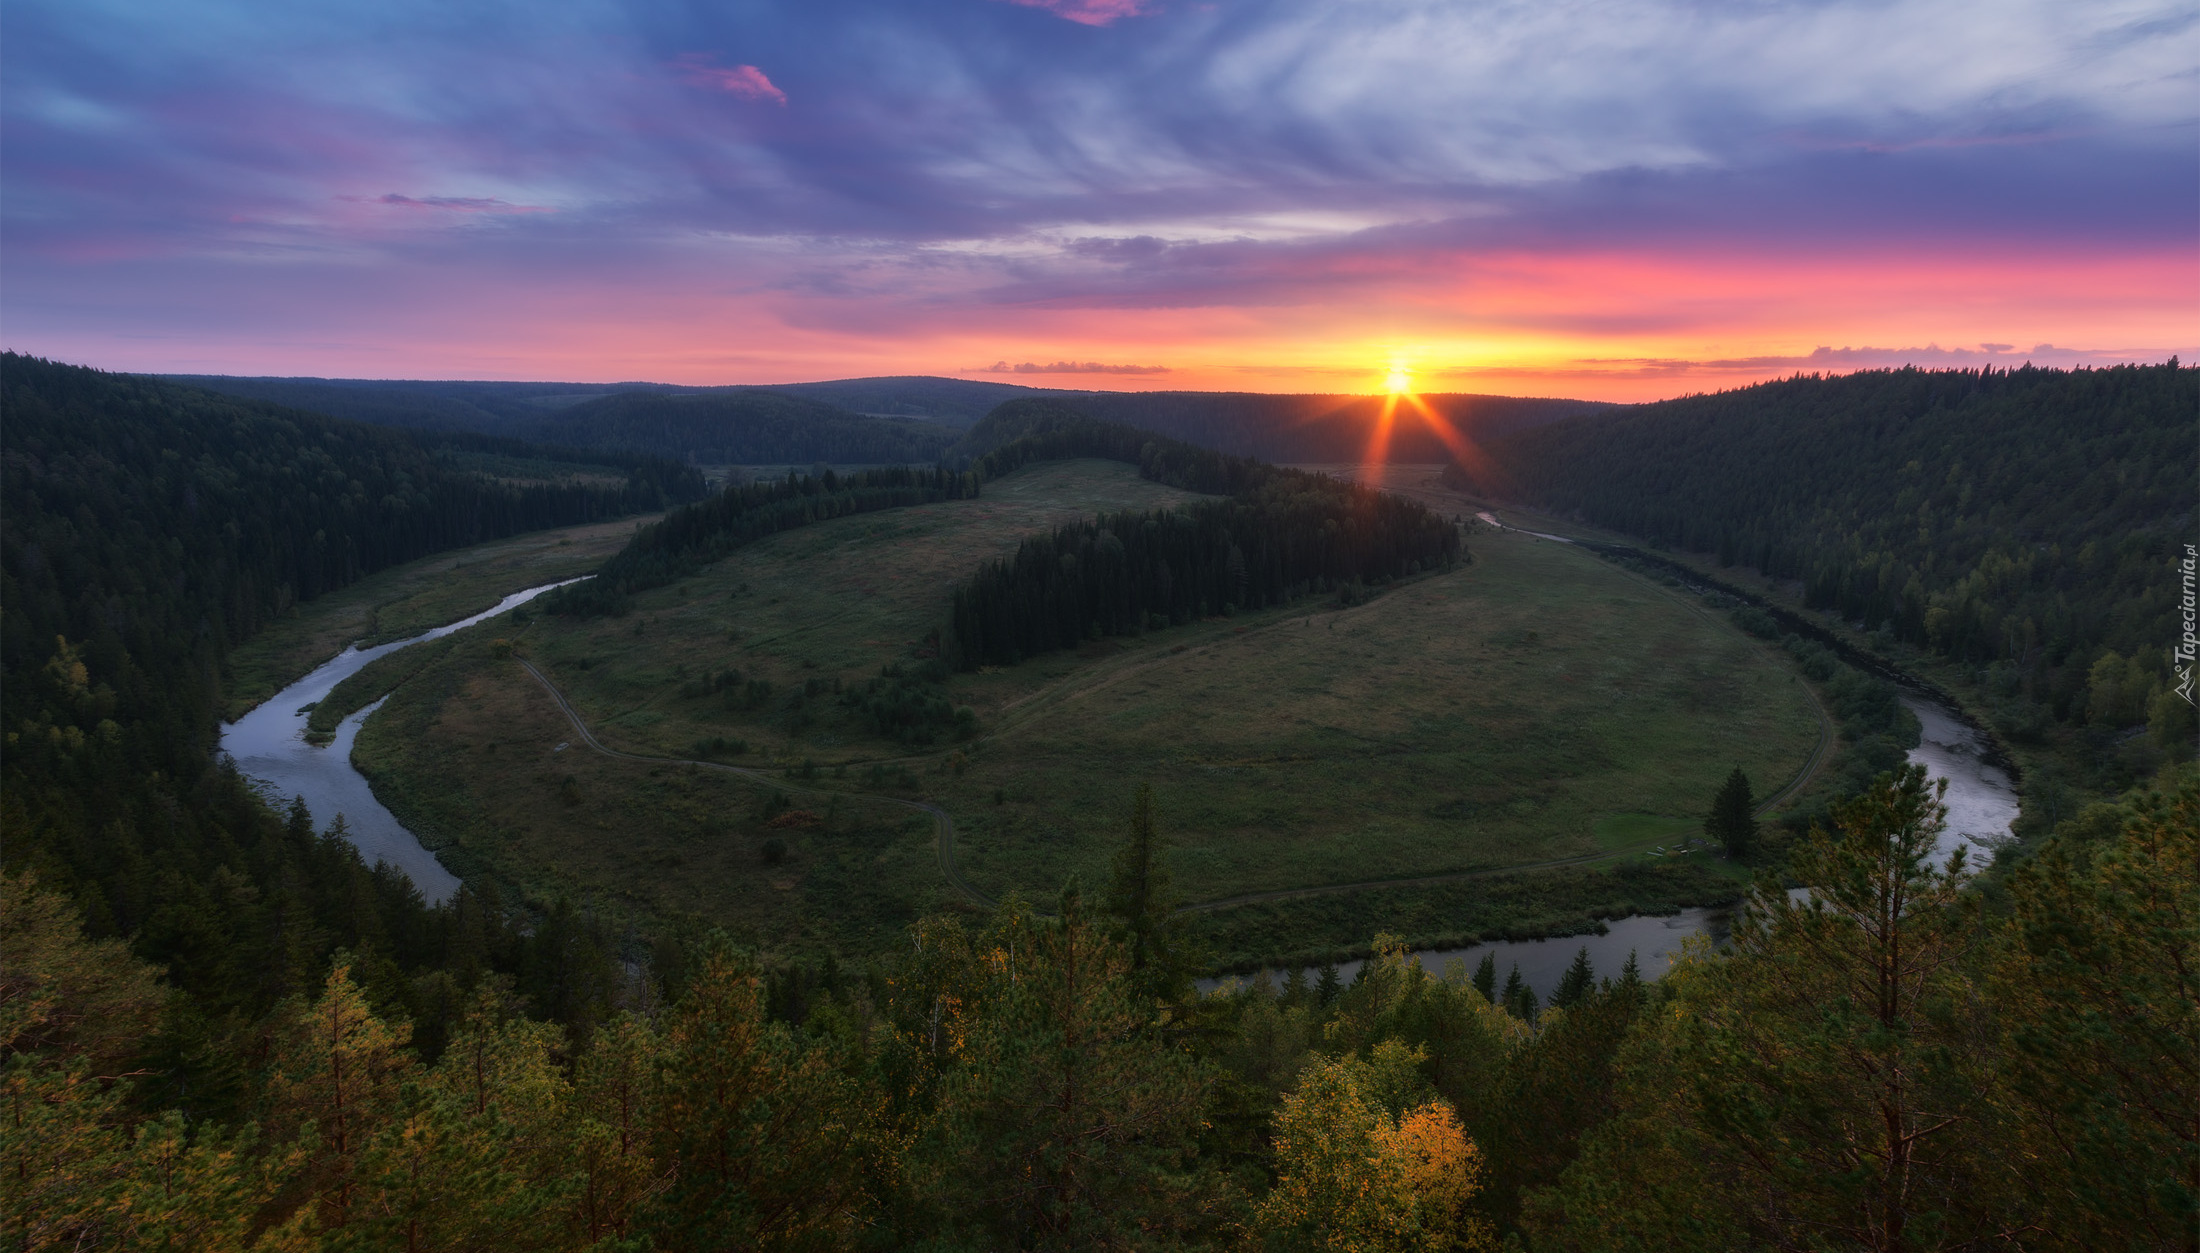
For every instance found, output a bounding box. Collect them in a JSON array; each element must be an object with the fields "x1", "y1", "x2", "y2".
[
  {"x1": 1204, "y1": 690, "x2": 2023, "y2": 1000},
  {"x1": 218, "y1": 579, "x2": 583, "y2": 905},
  {"x1": 223, "y1": 570, "x2": 2021, "y2": 983}
]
